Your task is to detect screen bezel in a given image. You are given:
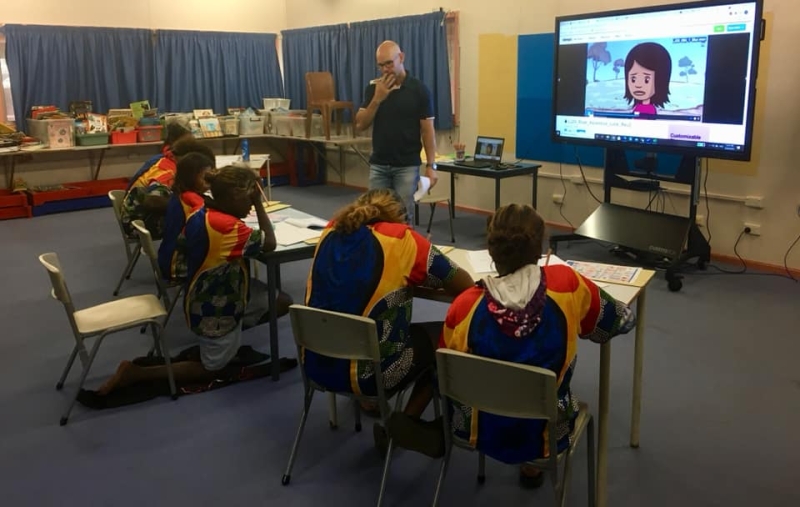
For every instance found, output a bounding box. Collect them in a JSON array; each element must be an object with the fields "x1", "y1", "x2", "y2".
[
  {"x1": 474, "y1": 136, "x2": 505, "y2": 162},
  {"x1": 551, "y1": 0, "x2": 764, "y2": 161}
]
